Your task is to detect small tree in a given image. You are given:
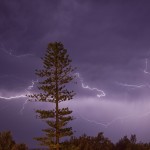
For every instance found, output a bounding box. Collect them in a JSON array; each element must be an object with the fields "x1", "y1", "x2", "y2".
[
  {"x1": 29, "y1": 42, "x2": 76, "y2": 150},
  {"x1": 0, "y1": 131, "x2": 15, "y2": 149}
]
